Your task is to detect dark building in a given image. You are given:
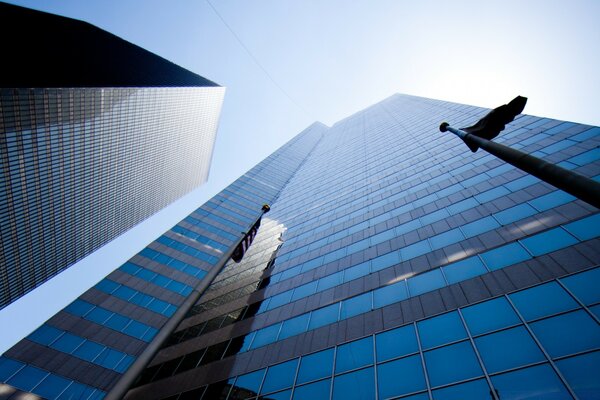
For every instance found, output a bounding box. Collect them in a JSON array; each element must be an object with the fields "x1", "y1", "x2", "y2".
[
  {"x1": 1, "y1": 94, "x2": 600, "y2": 400},
  {"x1": 0, "y1": 2, "x2": 225, "y2": 308}
]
